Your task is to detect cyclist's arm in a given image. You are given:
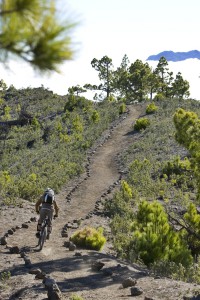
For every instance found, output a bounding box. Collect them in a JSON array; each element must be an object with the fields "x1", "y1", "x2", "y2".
[
  {"x1": 35, "y1": 198, "x2": 42, "y2": 213},
  {"x1": 53, "y1": 200, "x2": 59, "y2": 216}
]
